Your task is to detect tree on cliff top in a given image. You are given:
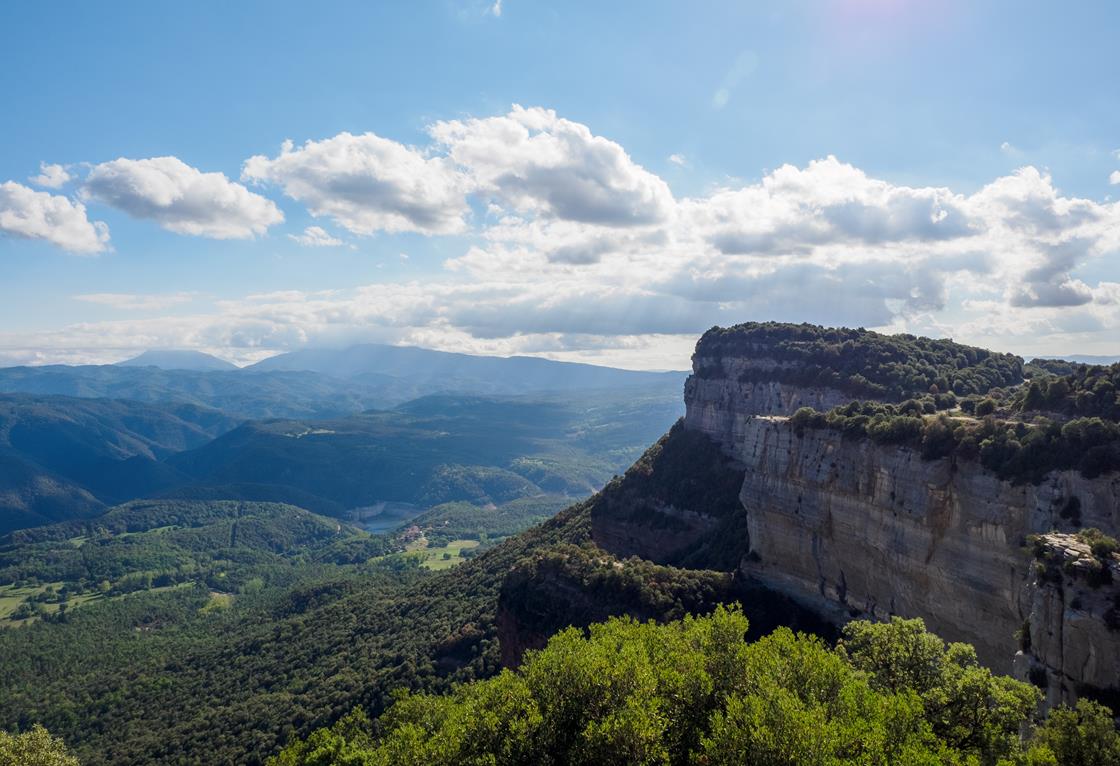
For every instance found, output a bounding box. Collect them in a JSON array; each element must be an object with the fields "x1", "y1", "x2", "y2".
[{"x1": 693, "y1": 322, "x2": 1023, "y2": 400}]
